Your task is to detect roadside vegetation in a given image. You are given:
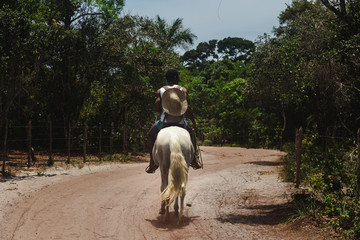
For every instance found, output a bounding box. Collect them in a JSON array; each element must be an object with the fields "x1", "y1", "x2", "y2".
[{"x1": 1, "y1": 0, "x2": 360, "y2": 238}]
